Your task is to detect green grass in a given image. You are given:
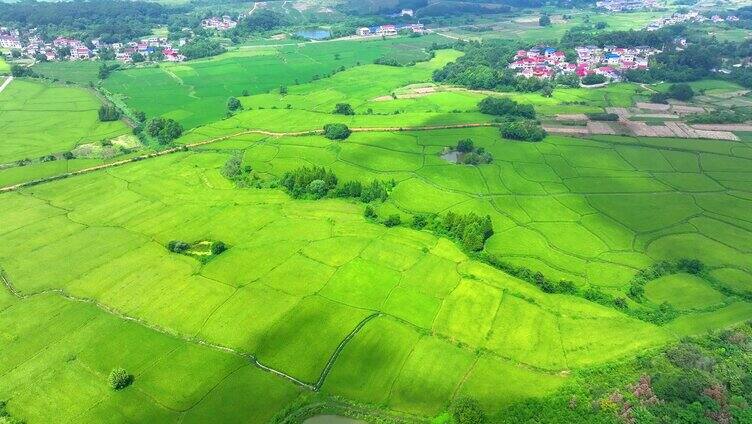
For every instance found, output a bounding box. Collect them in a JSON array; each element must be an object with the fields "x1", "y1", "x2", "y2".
[
  {"x1": 0, "y1": 78, "x2": 129, "y2": 164},
  {"x1": 0, "y1": 57, "x2": 9, "y2": 75}
]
